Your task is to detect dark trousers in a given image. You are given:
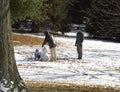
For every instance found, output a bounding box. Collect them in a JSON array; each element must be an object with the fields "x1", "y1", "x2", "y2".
[{"x1": 76, "y1": 44, "x2": 82, "y2": 59}]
